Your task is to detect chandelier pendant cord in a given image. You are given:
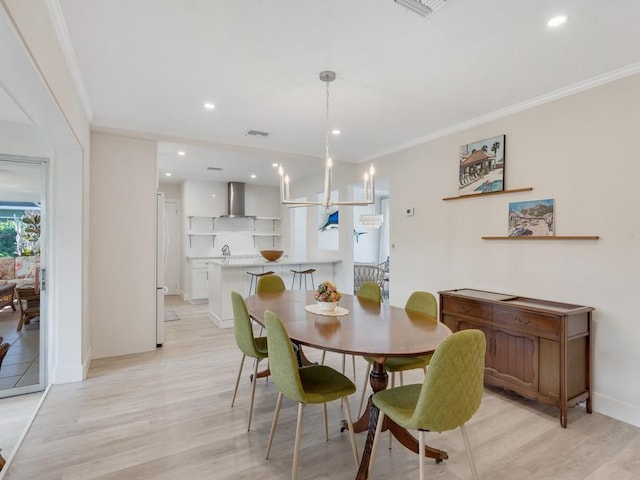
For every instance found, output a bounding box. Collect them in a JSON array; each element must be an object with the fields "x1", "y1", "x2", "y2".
[{"x1": 278, "y1": 70, "x2": 375, "y2": 208}]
